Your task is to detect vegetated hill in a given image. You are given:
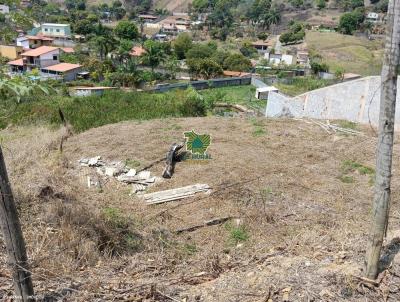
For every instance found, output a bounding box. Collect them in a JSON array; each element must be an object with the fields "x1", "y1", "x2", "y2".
[
  {"x1": 2, "y1": 116, "x2": 400, "y2": 301},
  {"x1": 306, "y1": 31, "x2": 384, "y2": 76},
  {"x1": 82, "y1": 0, "x2": 191, "y2": 11}
]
